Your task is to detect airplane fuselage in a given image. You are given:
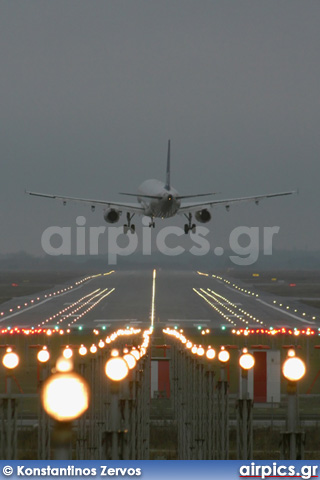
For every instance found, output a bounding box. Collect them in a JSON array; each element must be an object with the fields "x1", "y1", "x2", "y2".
[{"x1": 137, "y1": 179, "x2": 181, "y2": 218}]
